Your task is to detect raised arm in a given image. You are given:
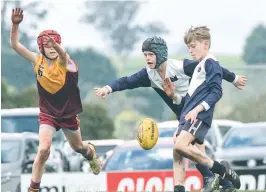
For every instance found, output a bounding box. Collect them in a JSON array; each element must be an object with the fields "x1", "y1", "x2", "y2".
[
  {"x1": 183, "y1": 59, "x2": 247, "y2": 89},
  {"x1": 107, "y1": 68, "x2": 151, "y2": 92},
  {"x1": 42, "y1": 35, "x2": 67, "y2": 66},
  {"x1": 10, "y1": 8, "x2": 38, "y2": 64},
  {"x1": 95, "y1": 68, "x2": 151, "y2": 98},
  {"x1": 183, "y1": 59, "x2": 235, "y2": 81}
]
